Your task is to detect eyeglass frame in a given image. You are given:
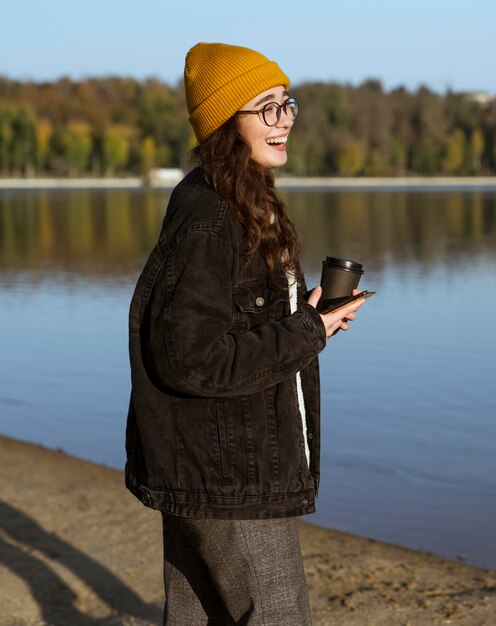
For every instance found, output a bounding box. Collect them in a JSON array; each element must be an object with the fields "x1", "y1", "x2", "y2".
[{"x1": 235, "y1": 97, "x2": 299, "y2": 127}]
